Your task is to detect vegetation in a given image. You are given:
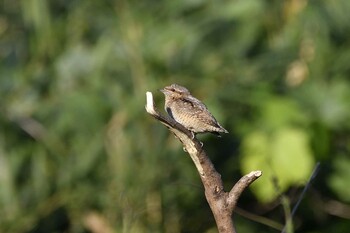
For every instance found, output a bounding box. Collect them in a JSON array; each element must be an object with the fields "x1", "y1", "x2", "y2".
[{"x1": 1, "y1": 0, "x2": 350, "y2": 232}]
